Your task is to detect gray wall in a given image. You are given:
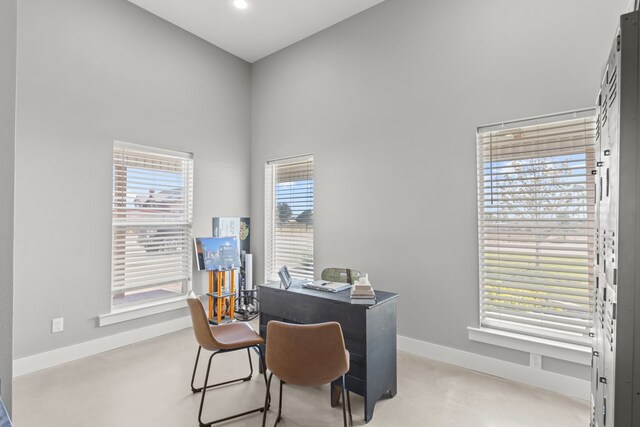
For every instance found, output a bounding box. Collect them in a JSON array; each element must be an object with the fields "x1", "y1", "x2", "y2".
[
  {"x1": 13, "y1": 0, "x2": 251, "y2": 358},
  {"x1": 251, "y1": 0, "x2": 630, "y2": 378},
  {"x1": 0, "y1": 0, "x2": 17, "y2": 412}
]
